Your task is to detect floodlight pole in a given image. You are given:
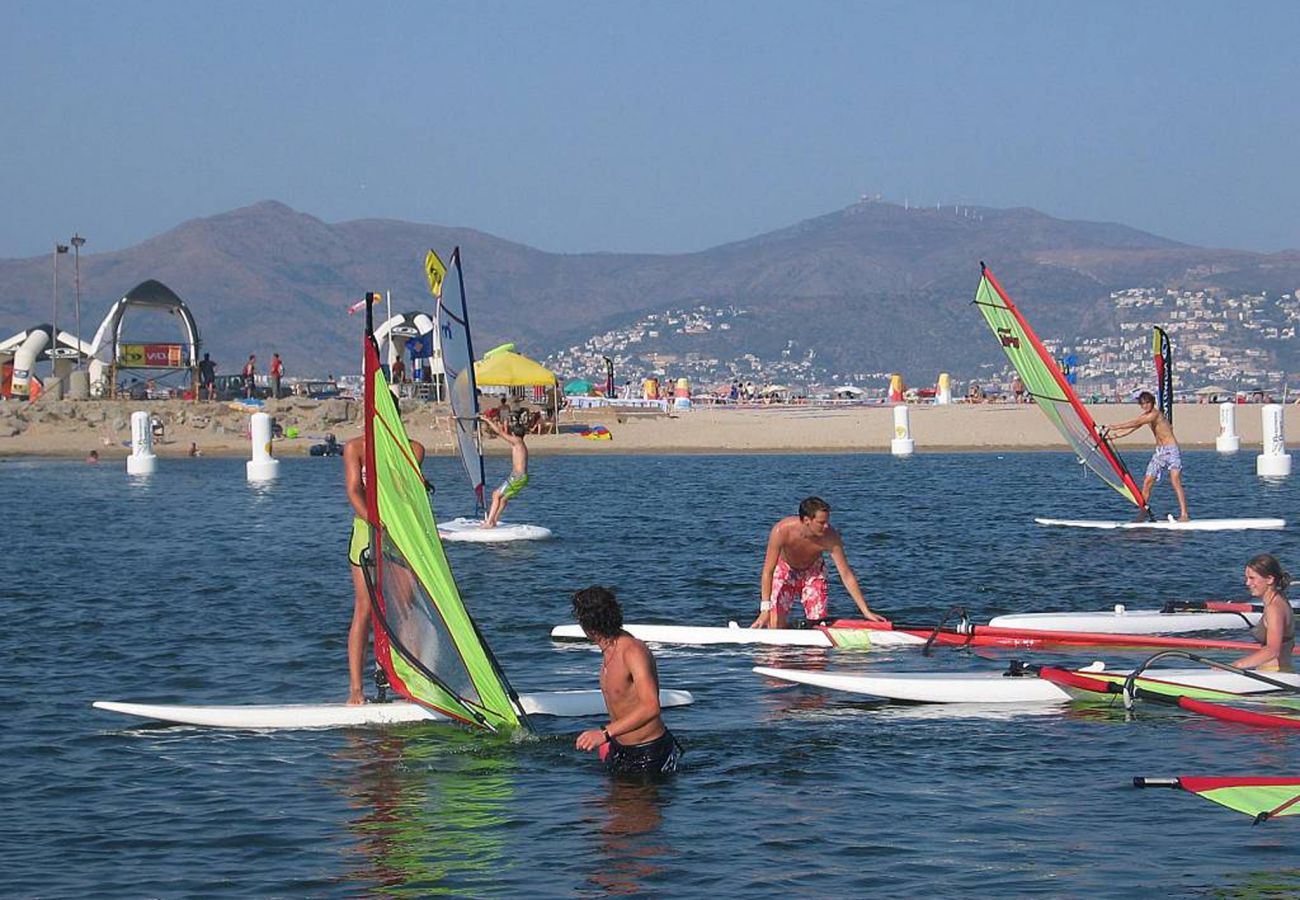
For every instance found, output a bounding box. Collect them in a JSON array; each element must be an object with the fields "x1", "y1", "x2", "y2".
[{"x1": 71, "y1": 234, "x2": 86, "y2": 368}]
